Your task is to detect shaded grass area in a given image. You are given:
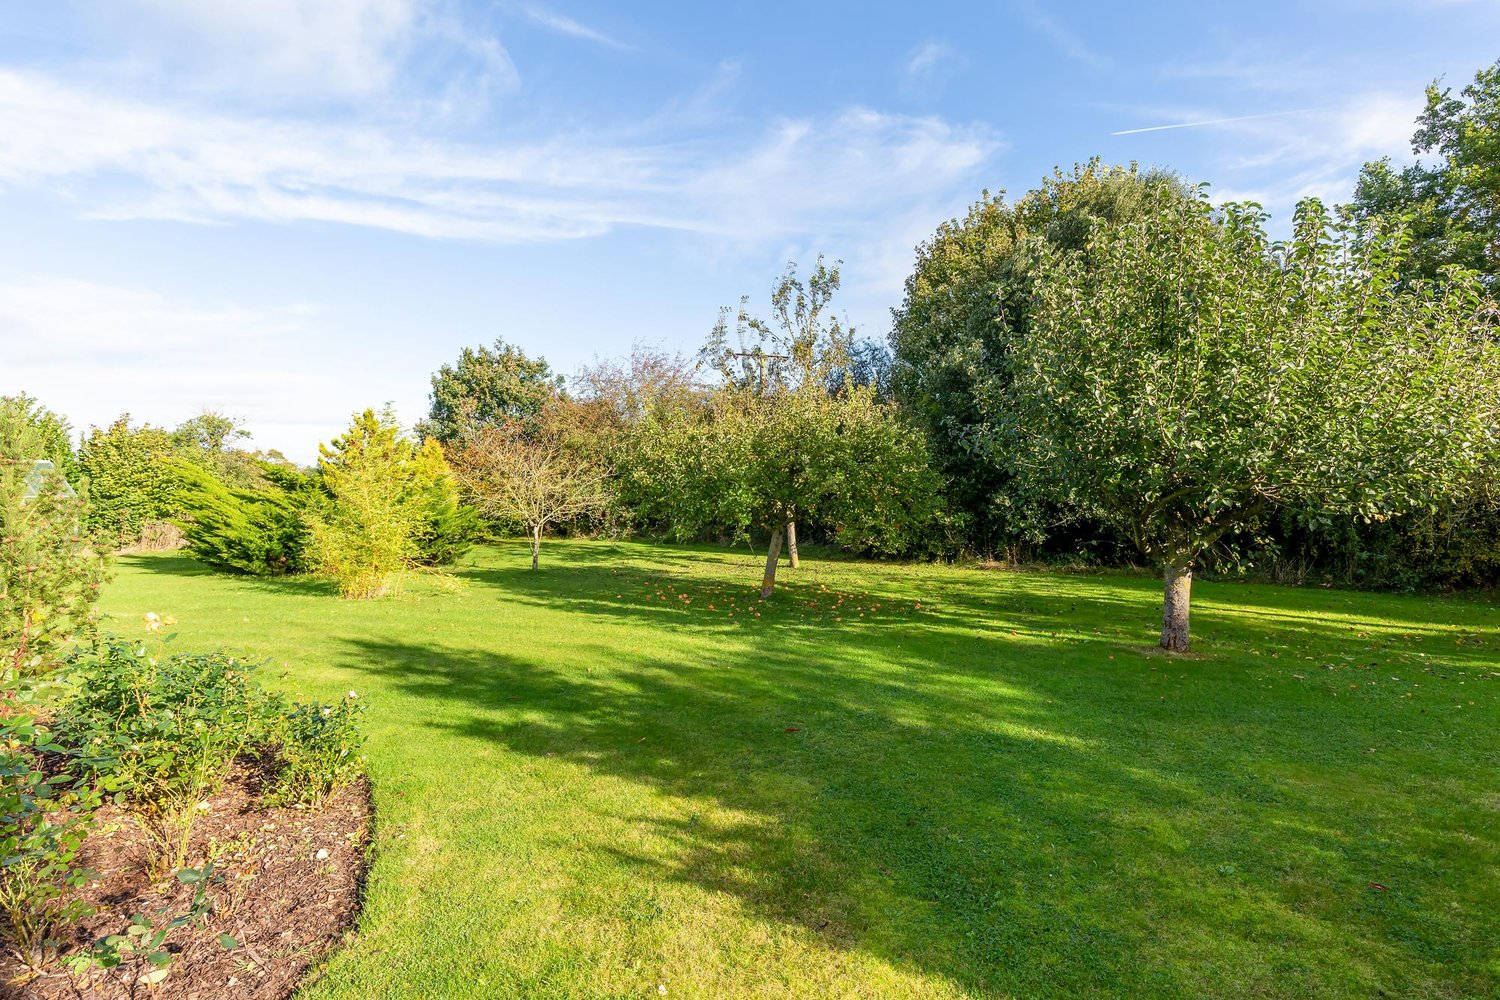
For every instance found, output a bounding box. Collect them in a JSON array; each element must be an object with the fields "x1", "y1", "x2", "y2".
[{"x1": 100, "y1": 542, "x2": 1500, "y2": 998}]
